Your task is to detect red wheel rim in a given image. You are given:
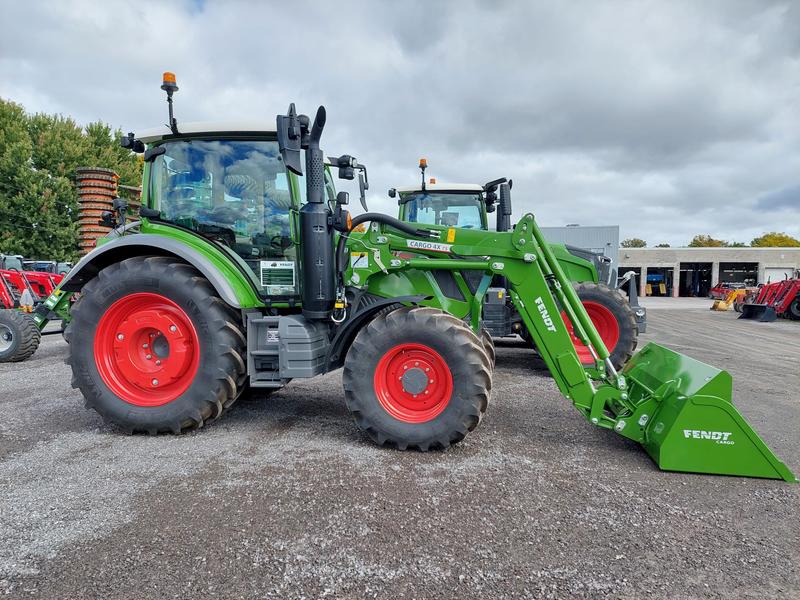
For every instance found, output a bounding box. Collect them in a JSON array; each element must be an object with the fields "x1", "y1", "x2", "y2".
[
  {"x1": 93, "y1": 293, "x2": 200, "y2": 407},
  {"x1": 373, "y1": 343, "x2": 453, "y2": 423},
  {"x1": 561, "y1": 301, "x2": 620, "y2": 365}
]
